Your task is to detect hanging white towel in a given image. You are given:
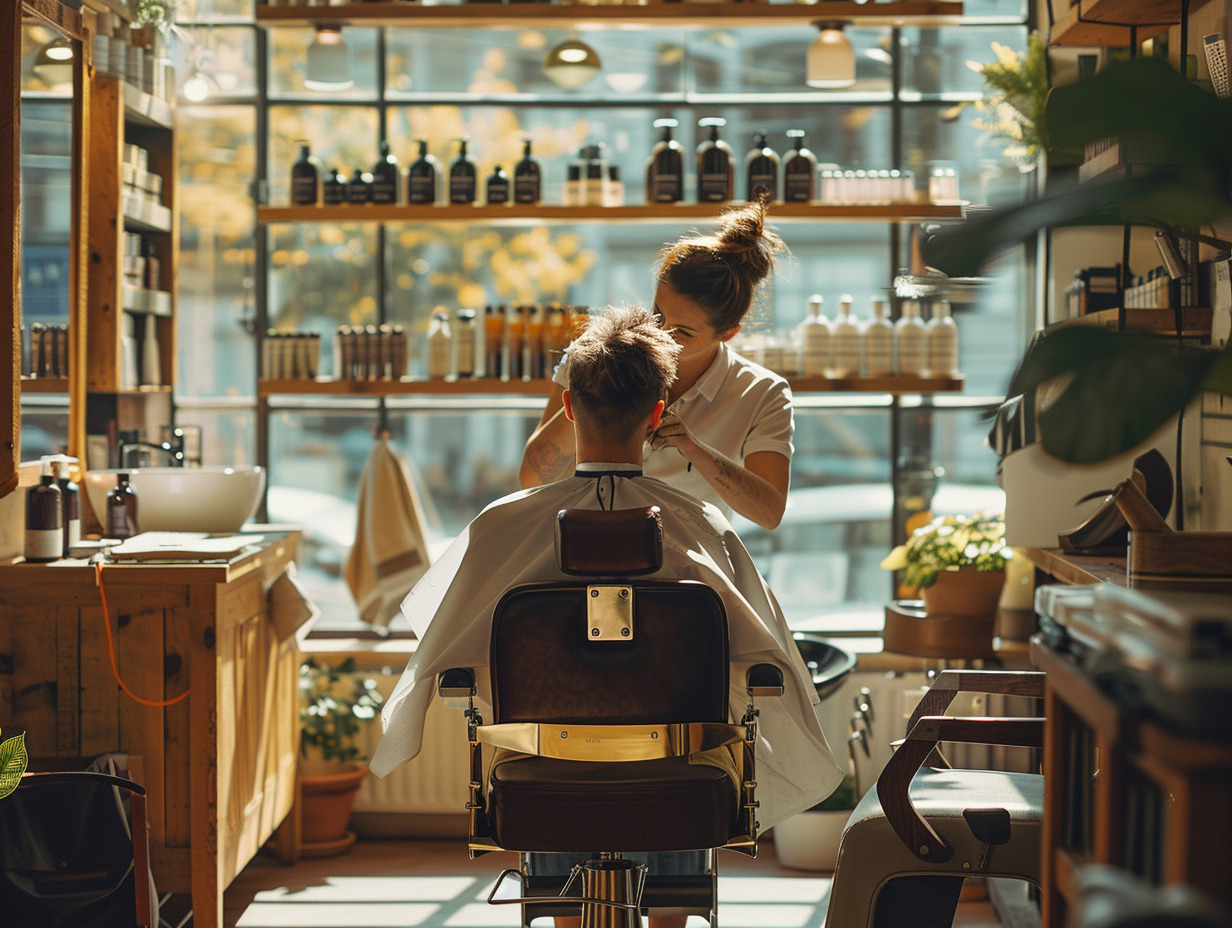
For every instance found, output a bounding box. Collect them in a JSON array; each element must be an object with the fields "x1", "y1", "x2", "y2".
[{"x1": 345, "y1": 437, "x2": 433, "y2": 629}]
